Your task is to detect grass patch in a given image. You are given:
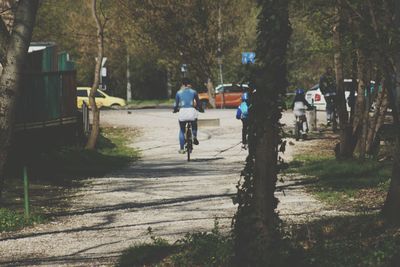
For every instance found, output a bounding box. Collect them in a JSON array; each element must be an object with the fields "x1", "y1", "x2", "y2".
[
  {"x1": 288, "y1": 214, "x2": 400, "y2": 267},
  {"x1": 0, "y1": 208, "x2": 45, "y2": 232},
  {"x1": 118, "y1": 235, "x2": 177, "y2": 267},
  {"x1": 288, "y1": 154, "x2": 391, "y2": 210},
  {"x1": 30, "y1": 127, "x2": 140, "y2": 181},
  {"x1": 126, "y1": 99, "x2": 174, "y2": 108},
  {"x1": 118, "y1": 221, "x2": 233, "y2": 267}
]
